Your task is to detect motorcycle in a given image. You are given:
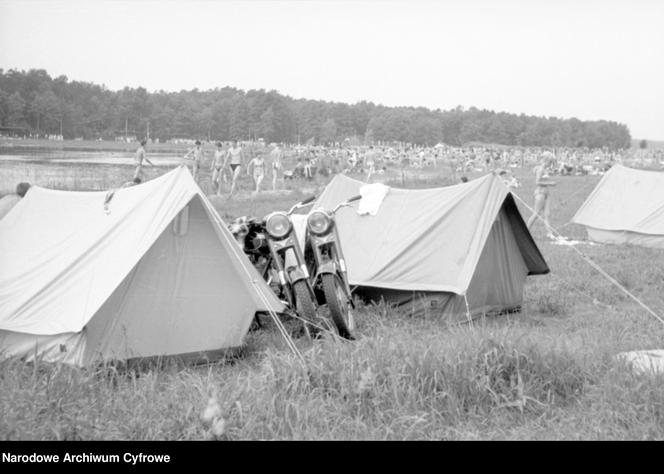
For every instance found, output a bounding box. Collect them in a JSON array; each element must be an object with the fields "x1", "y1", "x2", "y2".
[
  {"x1": 305, "y1": 194, "x2": 362, "y2": 340},
  {"x1": 229, "y1": 196, "x2": 319, "y2": 336},
  {"x1": 229, "y1": 216, "x2": 272, "y2": 283}
]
